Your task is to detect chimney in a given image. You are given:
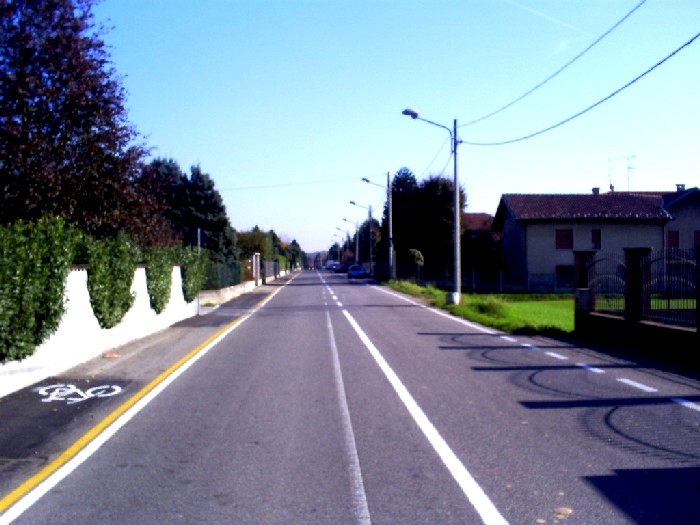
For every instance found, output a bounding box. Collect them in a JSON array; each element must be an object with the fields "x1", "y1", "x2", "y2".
[
  {"x1": 592, "y1": 187, "x2": 600, "y2": 195},
  {"x1": 676, "y1": 184, "x2": 685, "y2": 192}
]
